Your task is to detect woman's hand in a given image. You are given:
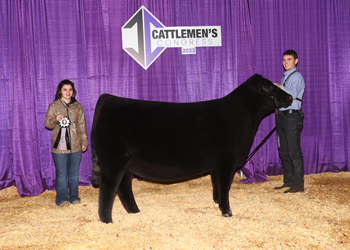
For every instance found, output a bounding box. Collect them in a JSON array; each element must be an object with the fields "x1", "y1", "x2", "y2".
[{"x1": 56, "y1": 115, "x2": 64, "y2": 121}]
